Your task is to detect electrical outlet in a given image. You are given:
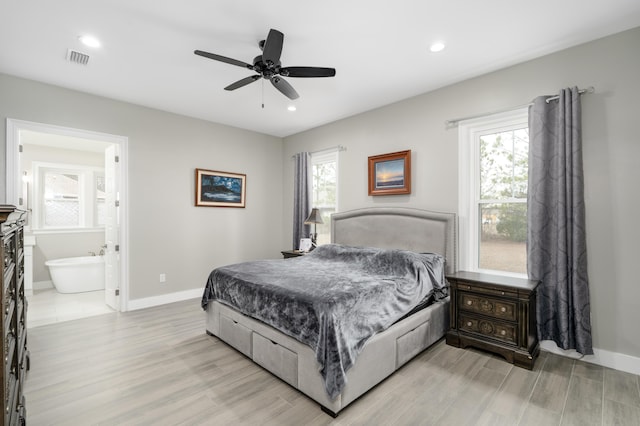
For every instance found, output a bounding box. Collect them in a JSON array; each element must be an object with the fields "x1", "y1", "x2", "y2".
[{"x1": 159, "y1": 273, "x2": 166, "y2": 283}]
